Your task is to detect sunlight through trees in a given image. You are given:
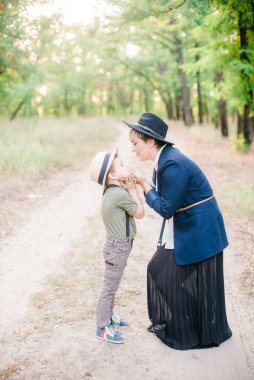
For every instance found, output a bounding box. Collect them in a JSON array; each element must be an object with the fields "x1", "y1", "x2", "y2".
[{"x1": 0, "y1": 0, "x2": 253, "y2": 145}]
